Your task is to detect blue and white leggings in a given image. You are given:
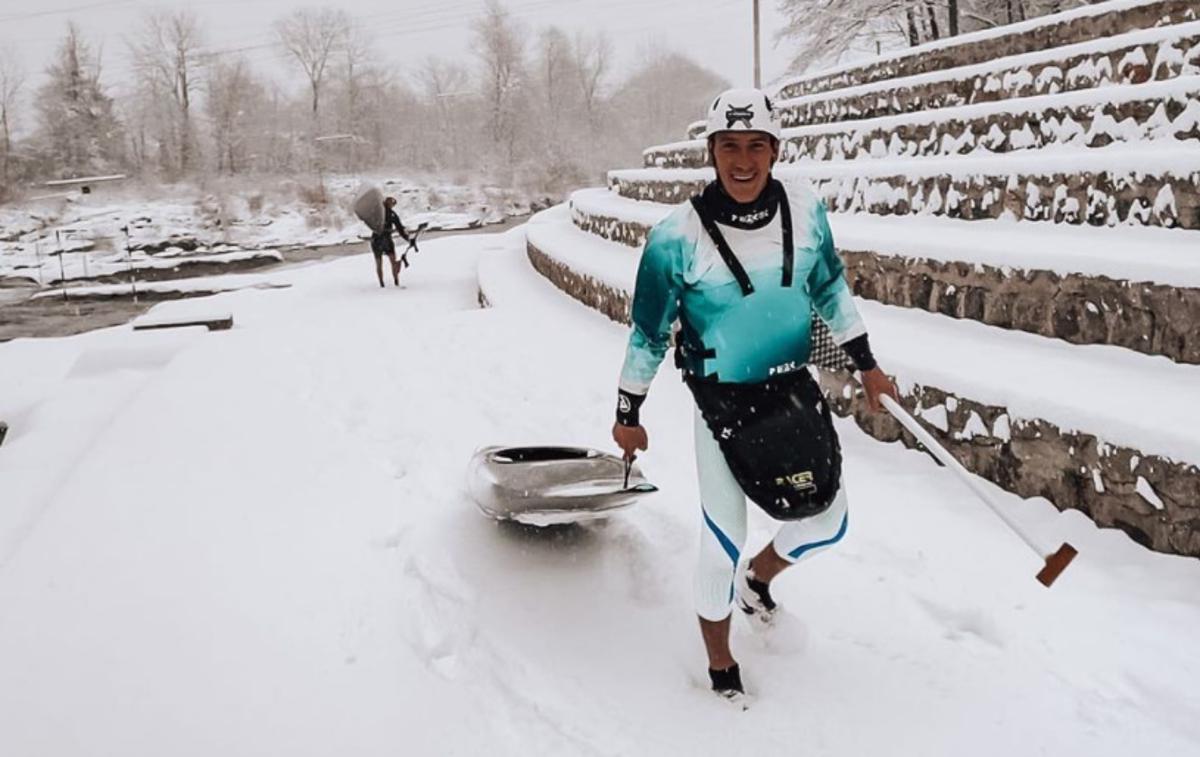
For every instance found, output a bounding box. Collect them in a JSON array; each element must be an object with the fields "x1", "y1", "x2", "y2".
[{"x1": 693, "y1": 407, "x2": 850, "y2": 621}]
